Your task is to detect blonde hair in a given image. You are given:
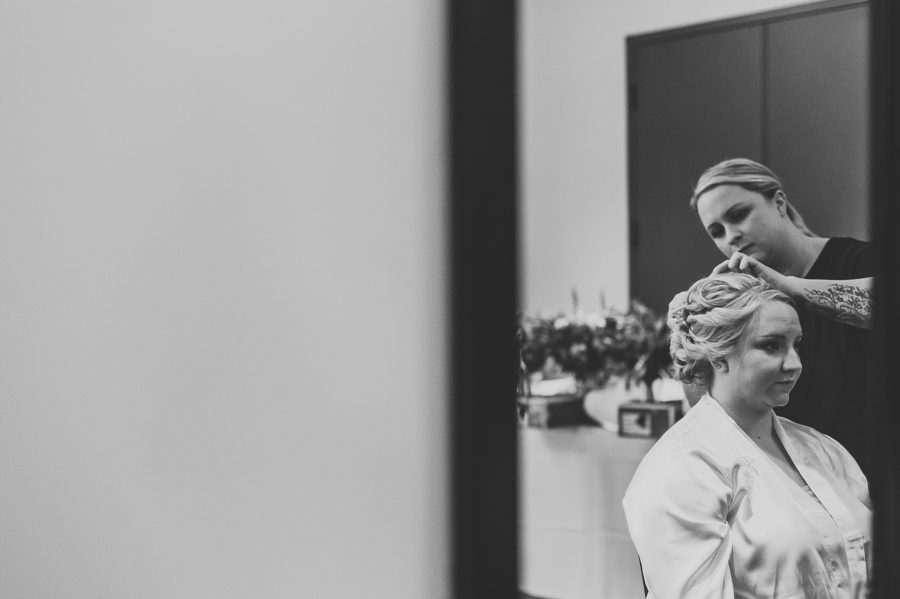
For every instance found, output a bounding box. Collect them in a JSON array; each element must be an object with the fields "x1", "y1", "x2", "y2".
[
  {"x1": 690, "y1": 158, "x2": 816, "y2": 237},
  {"x1": 667, "y1": 273, "x2": 794, "y2": 390}
]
